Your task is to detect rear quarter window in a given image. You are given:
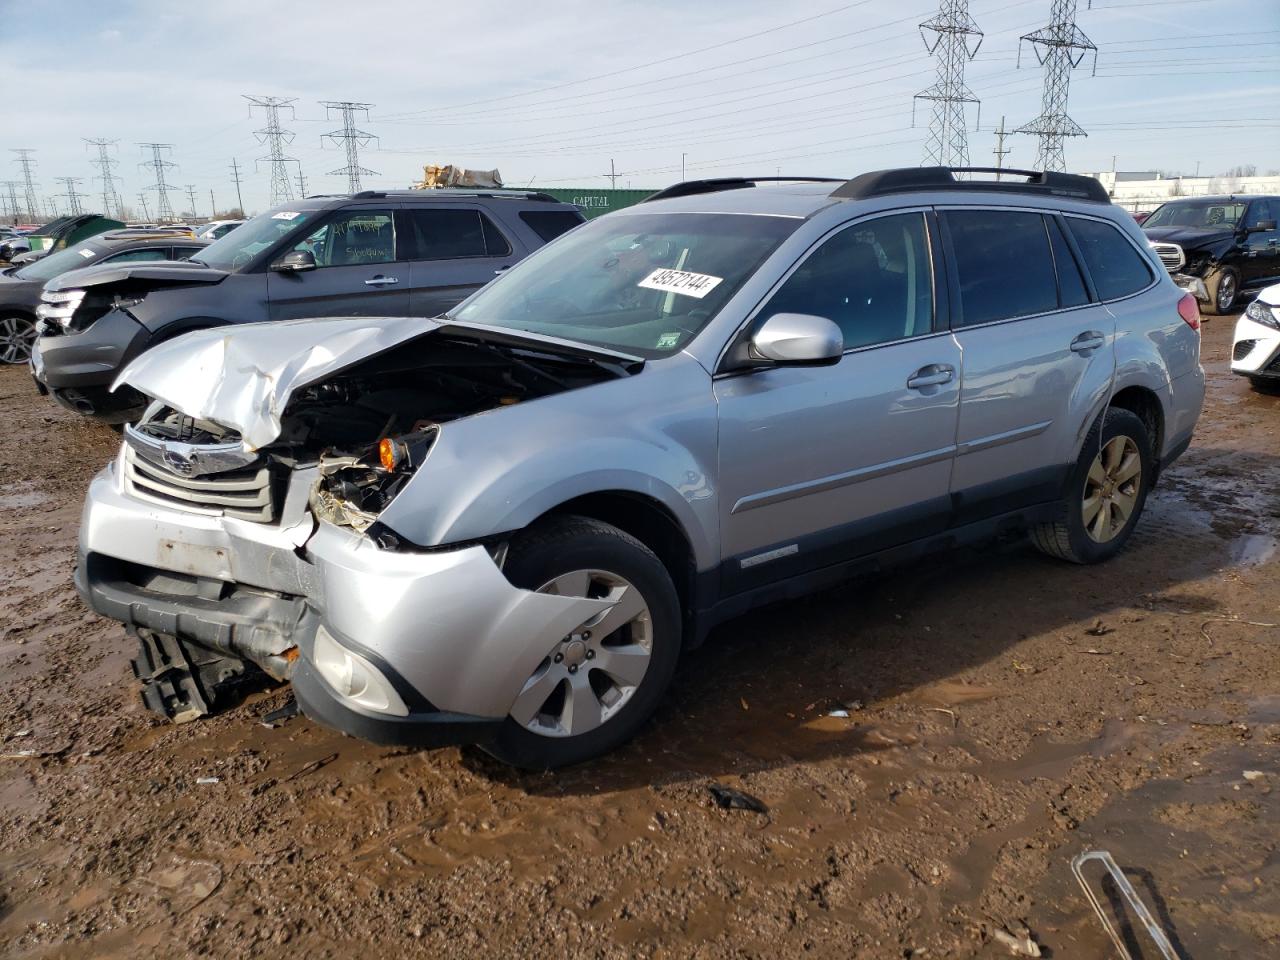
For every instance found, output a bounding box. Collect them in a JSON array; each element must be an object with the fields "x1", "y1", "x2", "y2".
[
  {"x1": 944, "y1": 210, "x2": 1059, "y2": 326},
  {"x1": 1066, "y1": 217, "x2": 1155, "y2": 301},
  {"x1": 520, "y1": 210, "x2": 586, "y2": 243}
]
